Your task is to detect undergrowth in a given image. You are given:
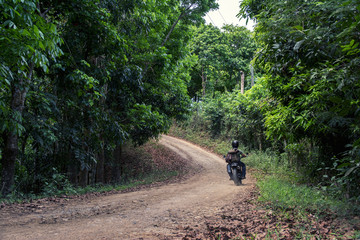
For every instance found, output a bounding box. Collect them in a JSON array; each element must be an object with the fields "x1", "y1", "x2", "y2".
[{"x1": 0, "y1": 141, "x2": 184, "y2": 204}]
